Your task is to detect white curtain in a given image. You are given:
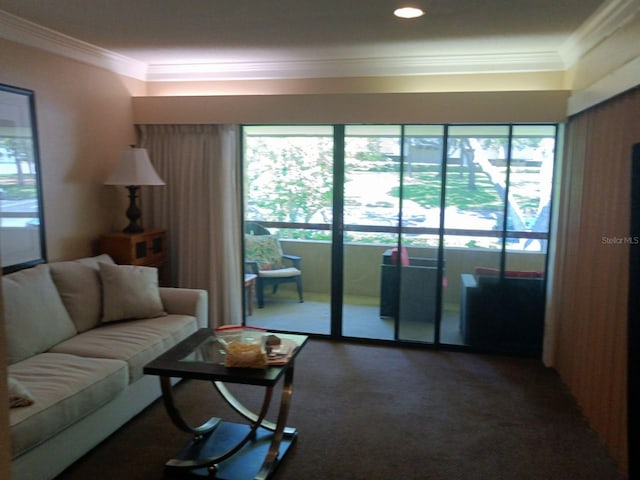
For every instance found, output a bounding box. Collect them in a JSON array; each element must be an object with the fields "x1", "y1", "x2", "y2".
[{"x1": 137, "y1": 124, "x2": 242, "y2": 328}]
